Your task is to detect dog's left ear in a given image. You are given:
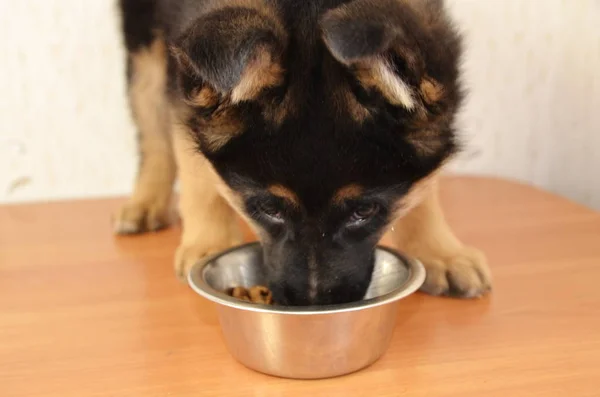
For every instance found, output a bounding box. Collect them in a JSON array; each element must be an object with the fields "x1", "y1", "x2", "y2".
[{"x1": 321, "y1": 0, "x2": 460, "y2": 110}]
